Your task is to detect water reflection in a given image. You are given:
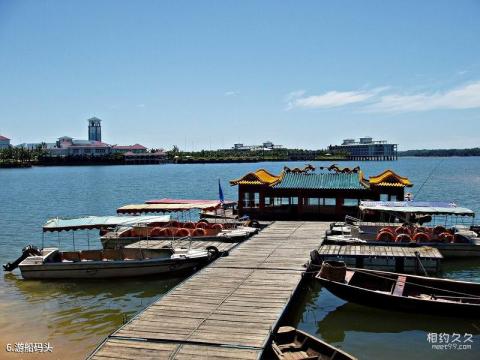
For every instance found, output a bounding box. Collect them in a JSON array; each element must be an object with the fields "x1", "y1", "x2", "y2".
[
  {"x1": 284, "y1": 279, "x2": 480, "y2": 359},
  {"x1": 1, "y1": 272, "x2": 183, "y2": 357},
  {"x1": 318, "y1": 302, "x2": 480, "y2": 343},
  {"x1": 3, "y1": 272, "x2": 182, "y2": 304}
]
